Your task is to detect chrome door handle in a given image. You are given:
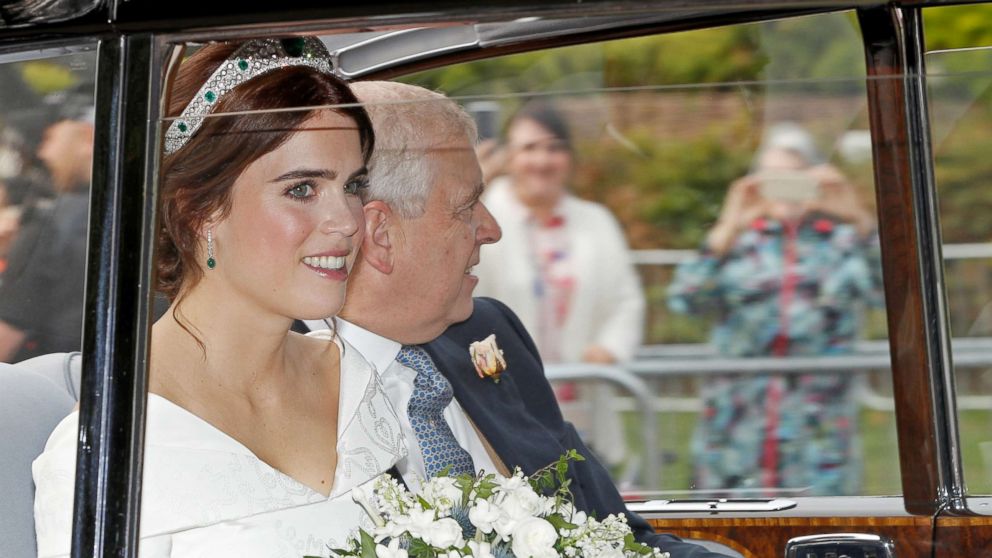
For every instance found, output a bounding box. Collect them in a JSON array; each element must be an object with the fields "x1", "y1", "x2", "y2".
[
  {"x1": 627, "y1": 498, "x2": 797, "y2": 513},
  {"x1": 785, "y1": 533, "x2": 895, "y2": 558}
]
